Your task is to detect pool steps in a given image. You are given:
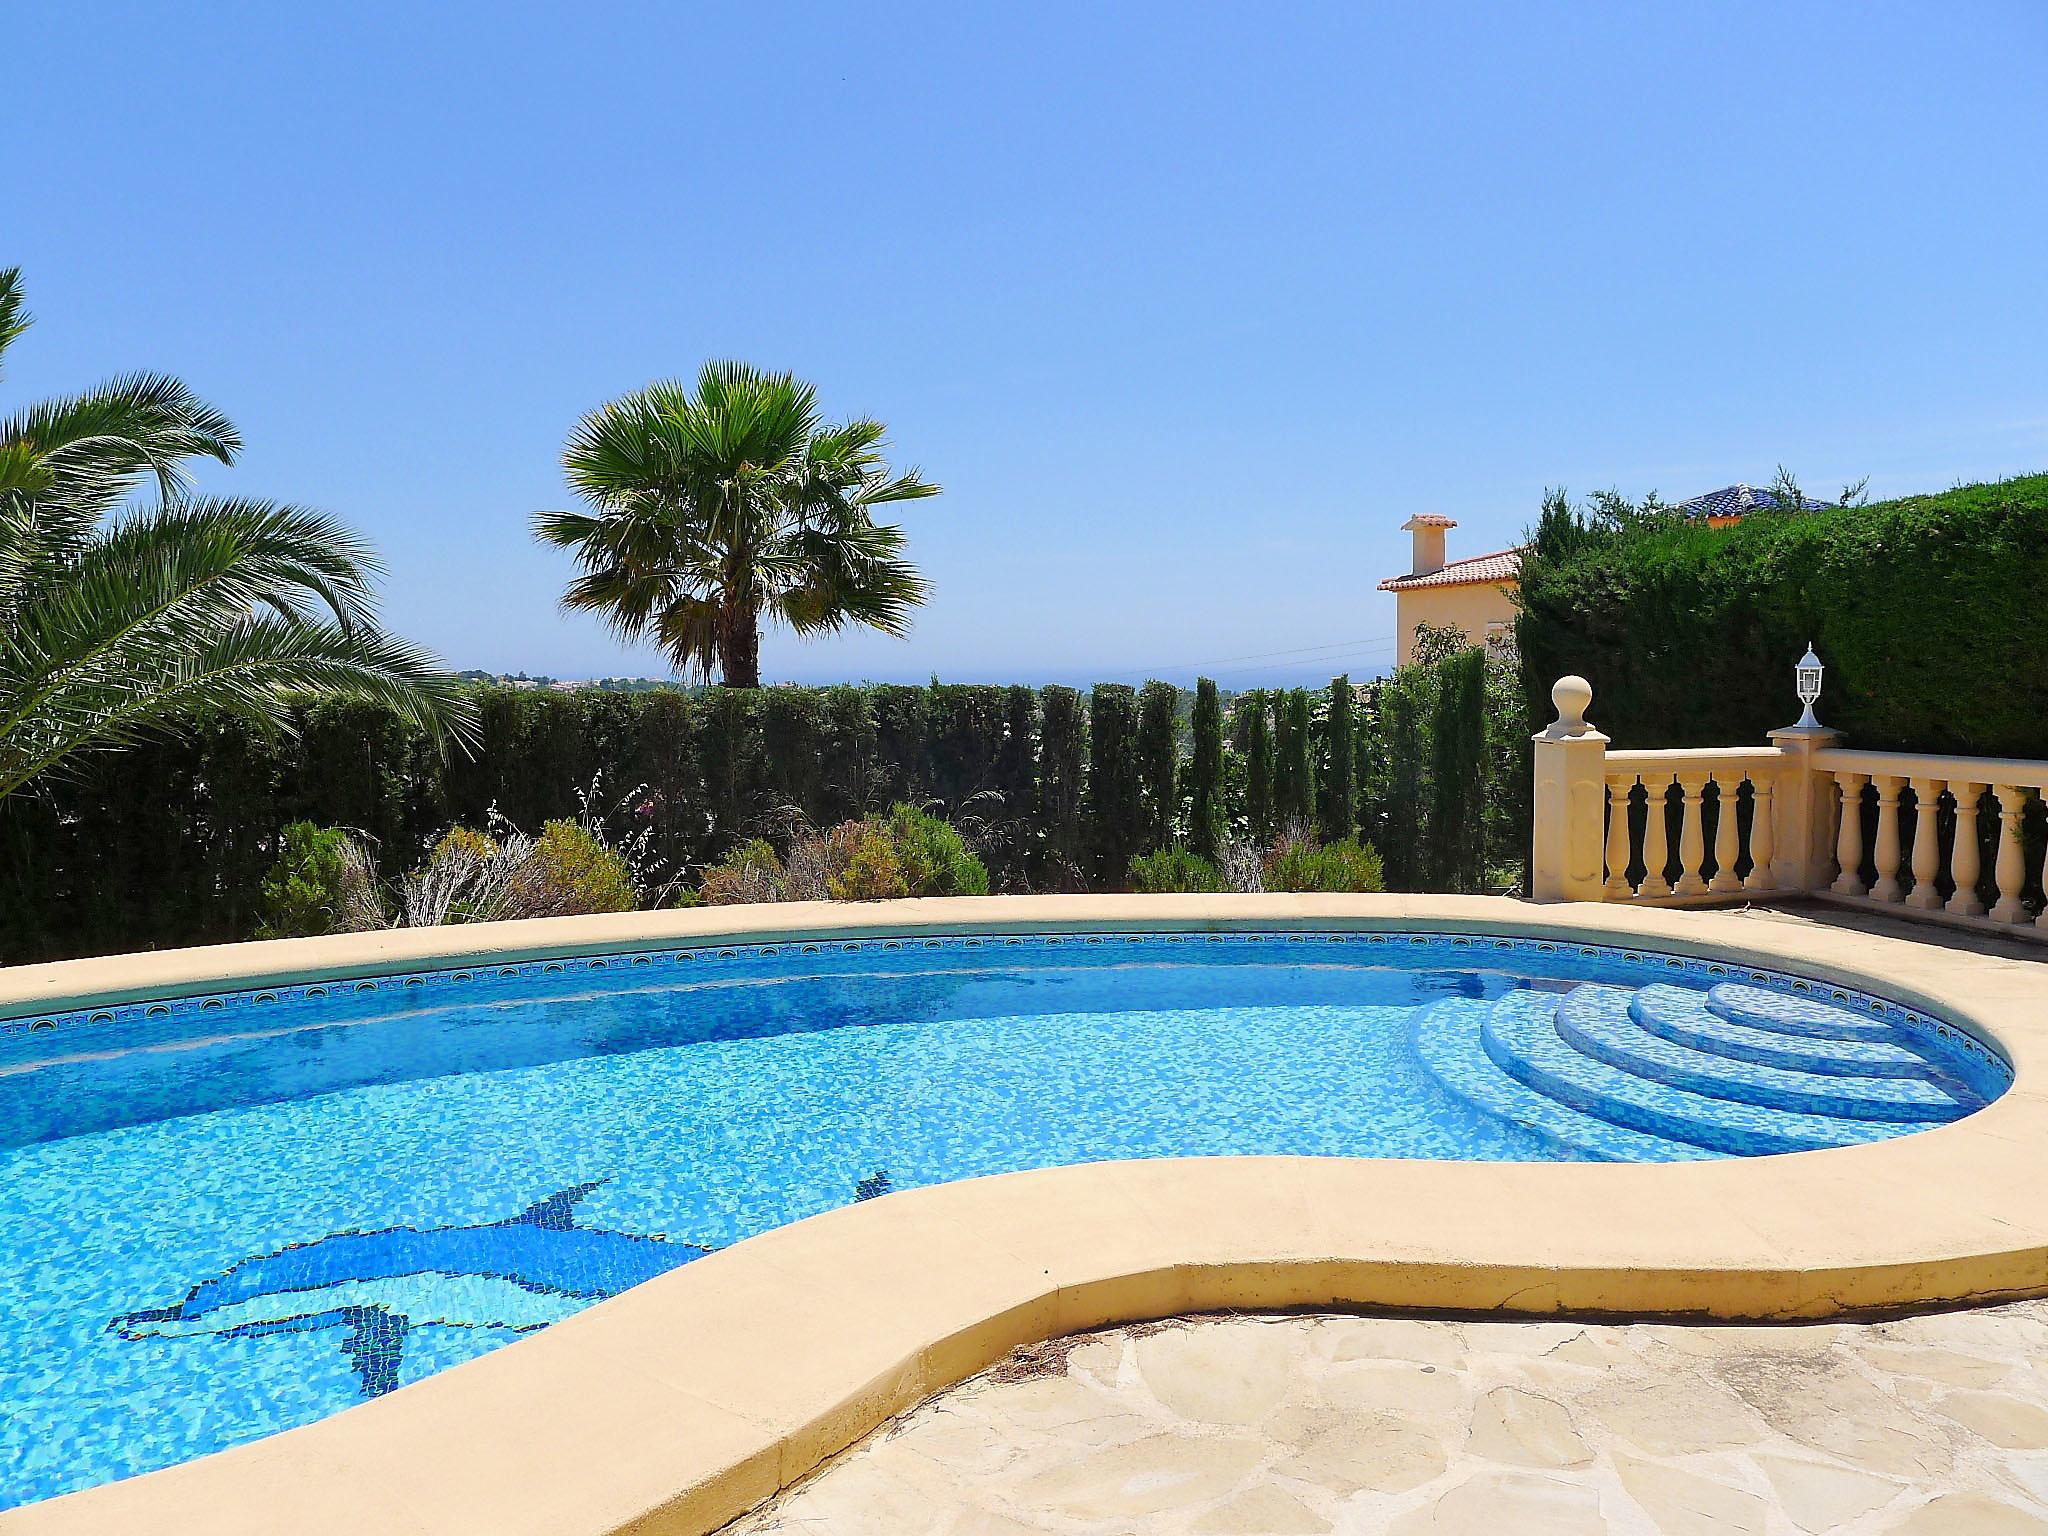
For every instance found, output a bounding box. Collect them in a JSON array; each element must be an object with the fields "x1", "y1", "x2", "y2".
[
  {"x1": 1627, "y1": 984, "x2": 1931, "y2": 1079},
  {"x1": 1416, "y1": 979, "x2": 1985, "y2": 1161}
]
